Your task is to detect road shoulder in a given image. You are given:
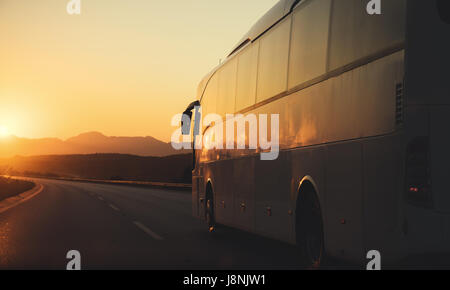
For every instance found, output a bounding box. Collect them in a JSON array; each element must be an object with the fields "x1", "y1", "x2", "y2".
[{"x1": 0, "y1": 183, "x2": 44, "y2": 214}]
